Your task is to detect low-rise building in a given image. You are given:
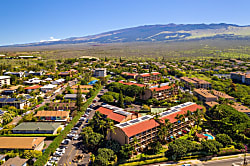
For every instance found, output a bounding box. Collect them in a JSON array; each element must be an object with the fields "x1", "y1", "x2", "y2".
[
  {"x1": 96, "y1": 105, "x2": 140, "y2": 124},
  {"x1": 2, "y1": 156, "x2": 28, "y2": 166},
  {"x1": 205, "y1": 101, "x2": 219, "y2": 109},
  {"x1": 211, "y1": 90, "x2": 235, "y2": 101},
  {"x1": 0, "y1": 76, "x2": 10, "y2": 87},
  {"x1": 35, "y1": 111, "x2": 70, "y2": 121},
  {"x1": 12, "y1": 122, "x2": 62, "y2": 134},
  {"x1": 193, "y1": 89, "x2": 218, "y2": 102},
  {"x1": 4, "y1": 72, "x2": 25, "y2": 78},
  {"x1": 136, "y1": 72, "x2": 161, "y2": 83},
  {"x1": 49, "y1": 102, "x2": 76, "y2": 111},
  {"x1": 24, "y1": 85, "x2": 42, "y2": 93},
  {"x1": 64, "y1": 94, "x2": 86, "y2": 102},
  {"x1": 180, "y1": 77, "x2": 212, "y2": 89},
  {"x1": 140, "y1": 84, "x2": 178, "y2": 100},
  {"x1": 70, "y1": 85, "x2": 93, "y2": 93},
  {"x1": 121, "y1": 72, "x2": 138, "y2": 79},
  {"x1": 109, "y1": 102, "x2": 202, "y2": 148},
  {"x1": 0, "y1": 98, "x2": 27, "y2": 109},
  {"x1": 52, "y1": 79, "x2": 65, "y2": 85},
  {"x1": 94, "y1": 68, "x2": 107, "y2": 77},
  {"x1": 40, "y1": 84, "x2": 57, "y2": 92},
  {"x1": 231, "y1": 72, "x2": 250, "y2": 85},
  {"x1": 231, "y1": 103, "x2": 250, "y2": 117},
  {"x1": 0, "y1": 137, "x2": 45, "y2": 151},
  {"x1": 118, "y1": 81, "x2": 146, "y2": 88}
]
